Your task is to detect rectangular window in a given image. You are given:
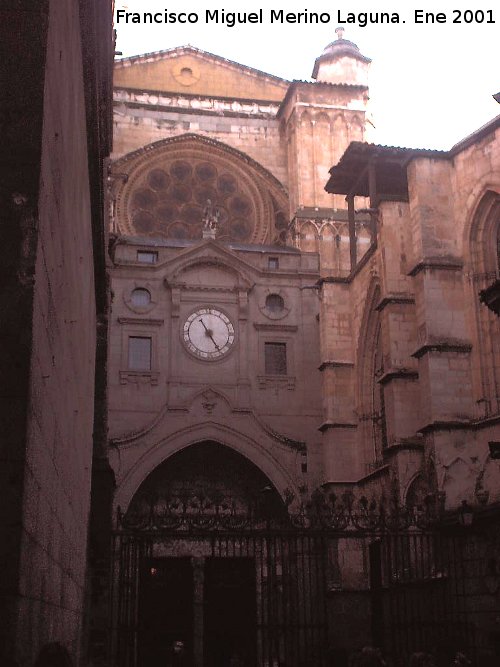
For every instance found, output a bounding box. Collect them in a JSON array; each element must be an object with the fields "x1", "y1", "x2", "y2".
[
  {"x1": 137, "y1": 251, "x2": 158, "y2": 264},
  {"x1": 265, "y1": 342, "x2": 287, "y2": 375},
  {"x1": 268, "y1": 257, "x2": 279, "y2": 270},
  {"x1": 128, "y1": 336, "x2": 152, "y2": 370}
]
